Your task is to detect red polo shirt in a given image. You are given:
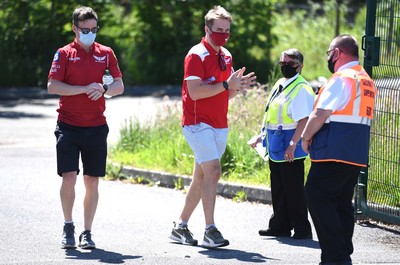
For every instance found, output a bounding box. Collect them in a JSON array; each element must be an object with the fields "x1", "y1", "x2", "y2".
[
  {"x1": 48, "y1": 38, "x2": 122, "y2": 127},
  {"x1": 182, "y1": 37, "x2": 233, "y2": 128}
]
